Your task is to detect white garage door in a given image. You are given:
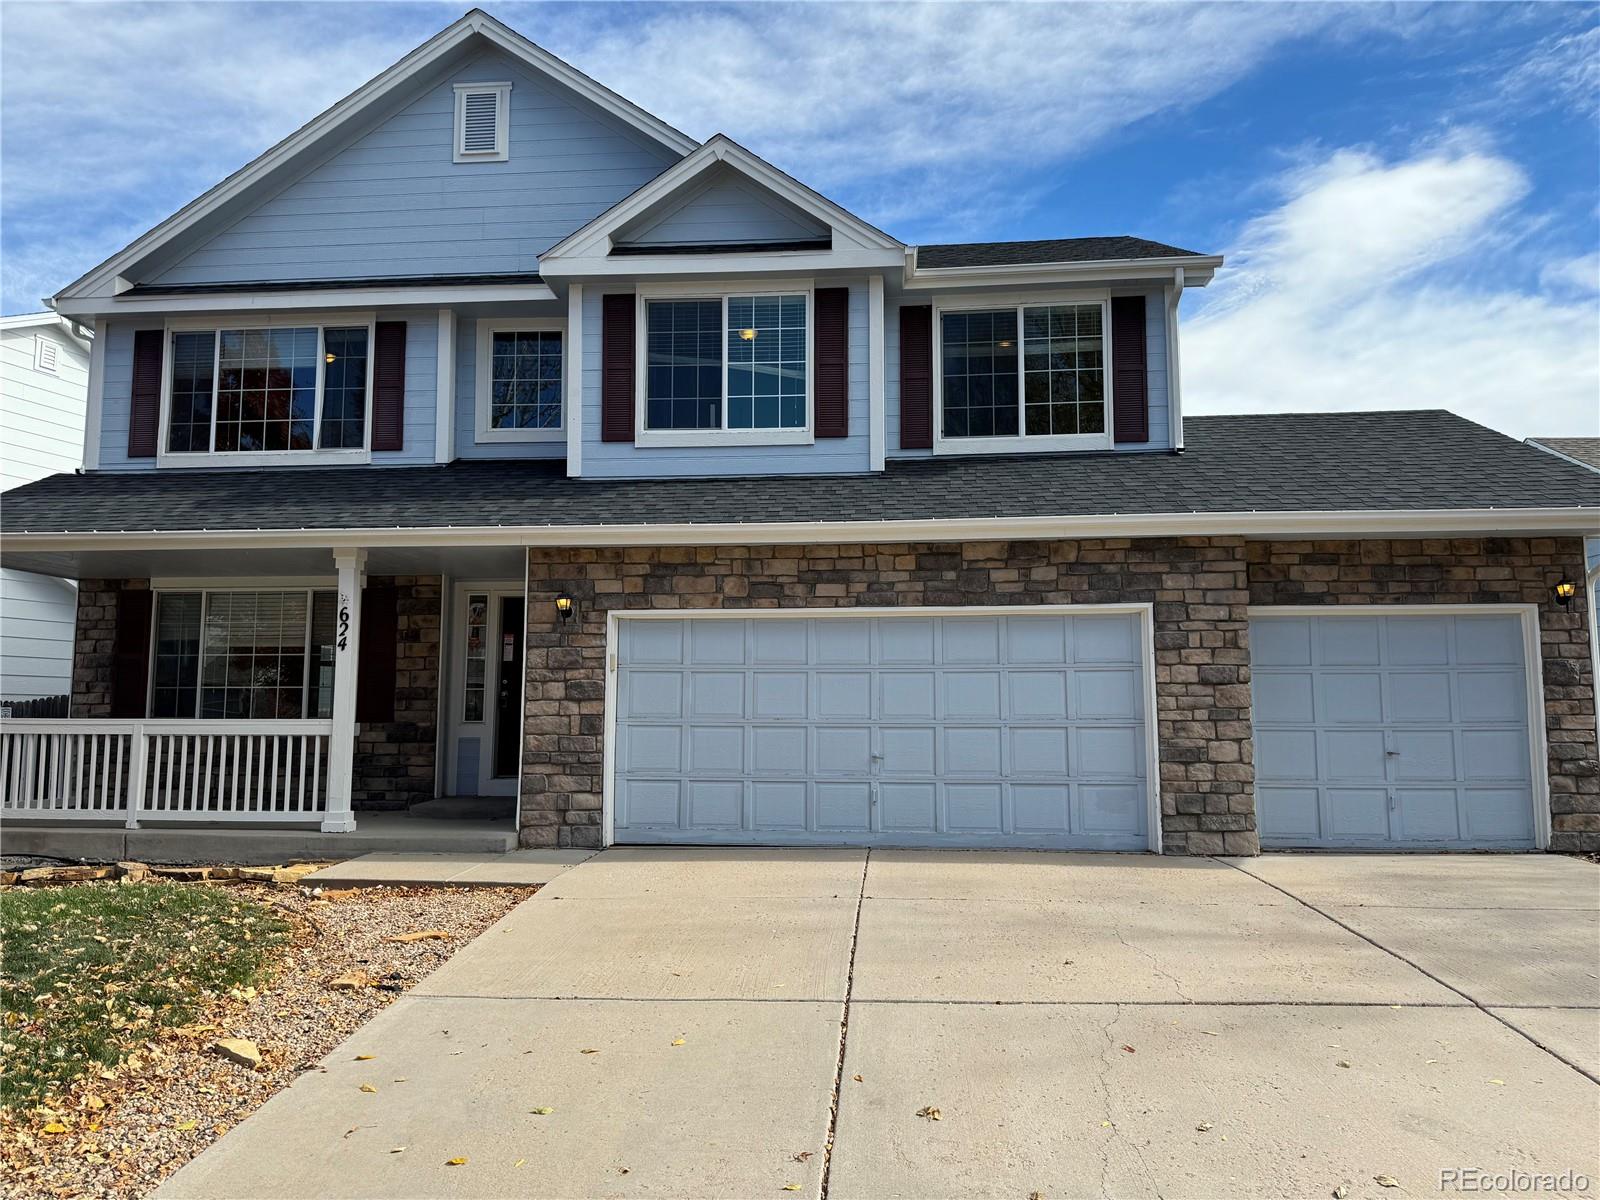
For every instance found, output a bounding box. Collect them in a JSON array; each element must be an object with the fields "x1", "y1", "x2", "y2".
[
  {"x1": 1251, "y1": 611, "x2": 1538, "y2": 849},
  {"x1": 612, "y1": 612, "x2": 1151, "y2": 849}
]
